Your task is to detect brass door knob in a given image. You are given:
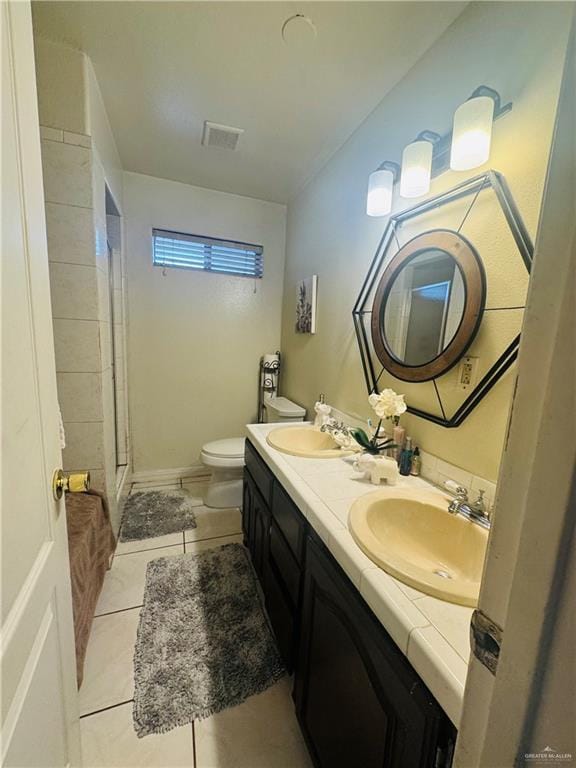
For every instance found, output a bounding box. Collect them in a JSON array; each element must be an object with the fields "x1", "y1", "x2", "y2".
[{"x1": 52, "y1": 470, "x2": 90, "y2": 500}]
